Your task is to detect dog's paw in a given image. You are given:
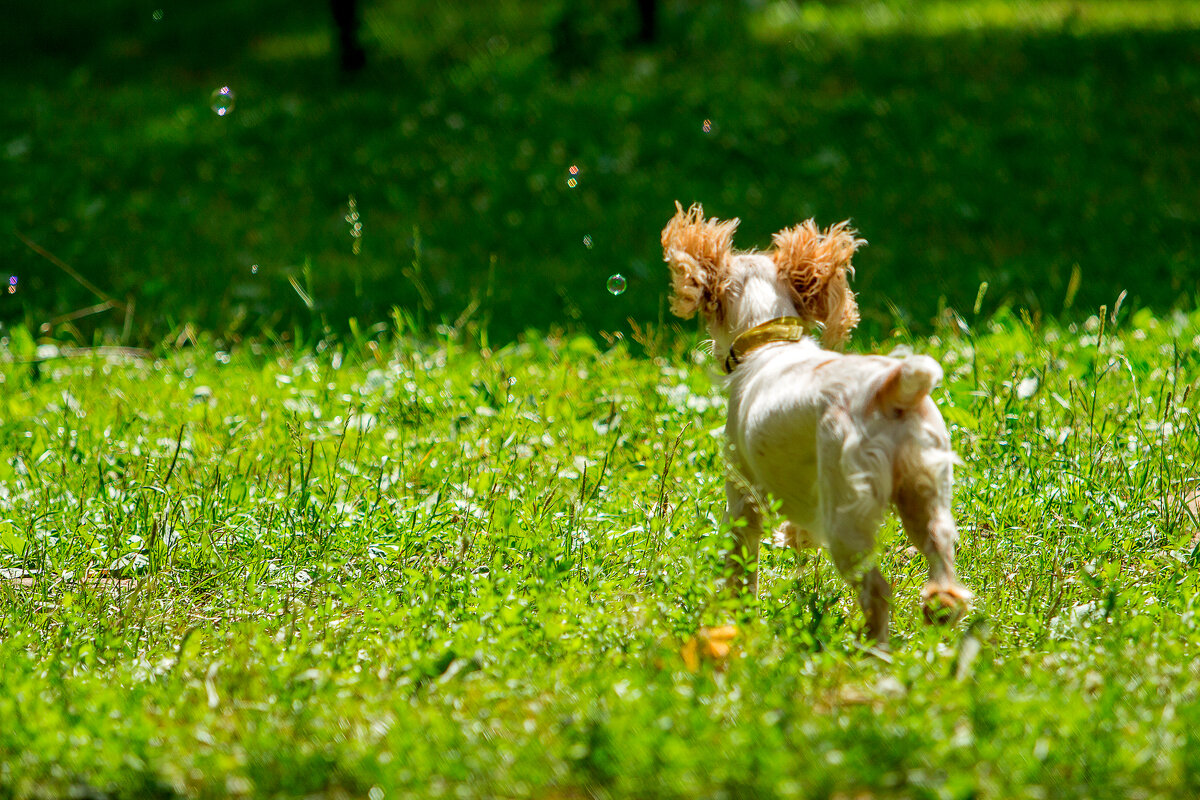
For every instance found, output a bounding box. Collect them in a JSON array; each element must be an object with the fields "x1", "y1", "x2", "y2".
[
  {"x1": 770, "y1": 523, "x2": 794, "y2": 550},
  {"x1": 922, "y1": 582, "x2": 971, "y2": 626},
  {"x1": 771, "y1": 522, "x2": 816, "y2": 552}
]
